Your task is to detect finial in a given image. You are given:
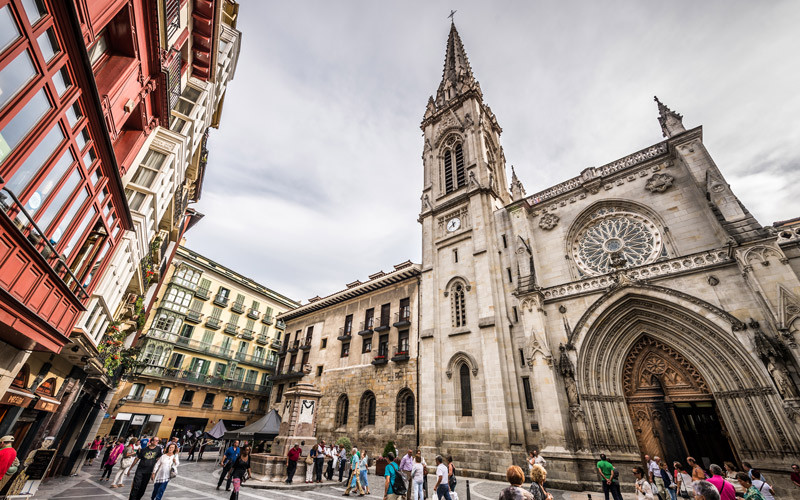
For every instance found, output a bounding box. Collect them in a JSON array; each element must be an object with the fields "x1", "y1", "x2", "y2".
[
  {"x1": 510, "y1": 165, "x2": 526, "y2": 201},
  {"x1": 448, "y1": 9, "x2": 457, "y2": 24},
  {"x1": 653, "y1": 96, "x2": 685, "y2": 138}
]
